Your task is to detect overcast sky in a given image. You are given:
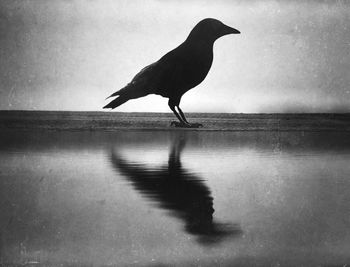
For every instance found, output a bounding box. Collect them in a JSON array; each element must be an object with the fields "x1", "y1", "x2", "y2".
[{"x1": 0, "y1": 0, "x2": 349, "y2": 112}]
